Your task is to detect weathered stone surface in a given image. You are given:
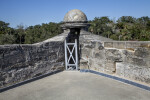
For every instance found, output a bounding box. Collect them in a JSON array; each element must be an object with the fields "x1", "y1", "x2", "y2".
[
  {"x1": 81, "y1": 48, "x2": 92, "y2": 60},
  {"x1": 63, "y1": 9, "x2": 87, "y2": 22},
  {"x1": 134, "y1": 47, "x2": 150, "y2": 58},
  {"x1": 80, "y1": 59, "x2": 89, "y2": 70},
  {"x1": 104, "y1": 42, "x2": 113, "y2": 48},
  {"x1": 0, "y1": 34, "x2": 66, "y2": 88},
  {"x1": 105, "y1": 49, "x2": 122, "y2": 62},
  {"x1": 79, "y1": 31, "x2": 150, "y2": 84},
  {"x1": 61, "y1": 9, "x2": 89, "y2": 29},
  {"x1": 104, "y1": 60, "x2": 116, "y2": 74},
  {"x1": 113, "y1": 42, "x2": 126, "y2": 49},
  {"x1": 116, "y1": 62, "x2": 150, "y2": 84},
  {"x1": 0, "y1": 28, "x2": 150, "y2": 88},
  {"x1": 126, "y1": 42, "x2": 140, "y2": 49}
]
